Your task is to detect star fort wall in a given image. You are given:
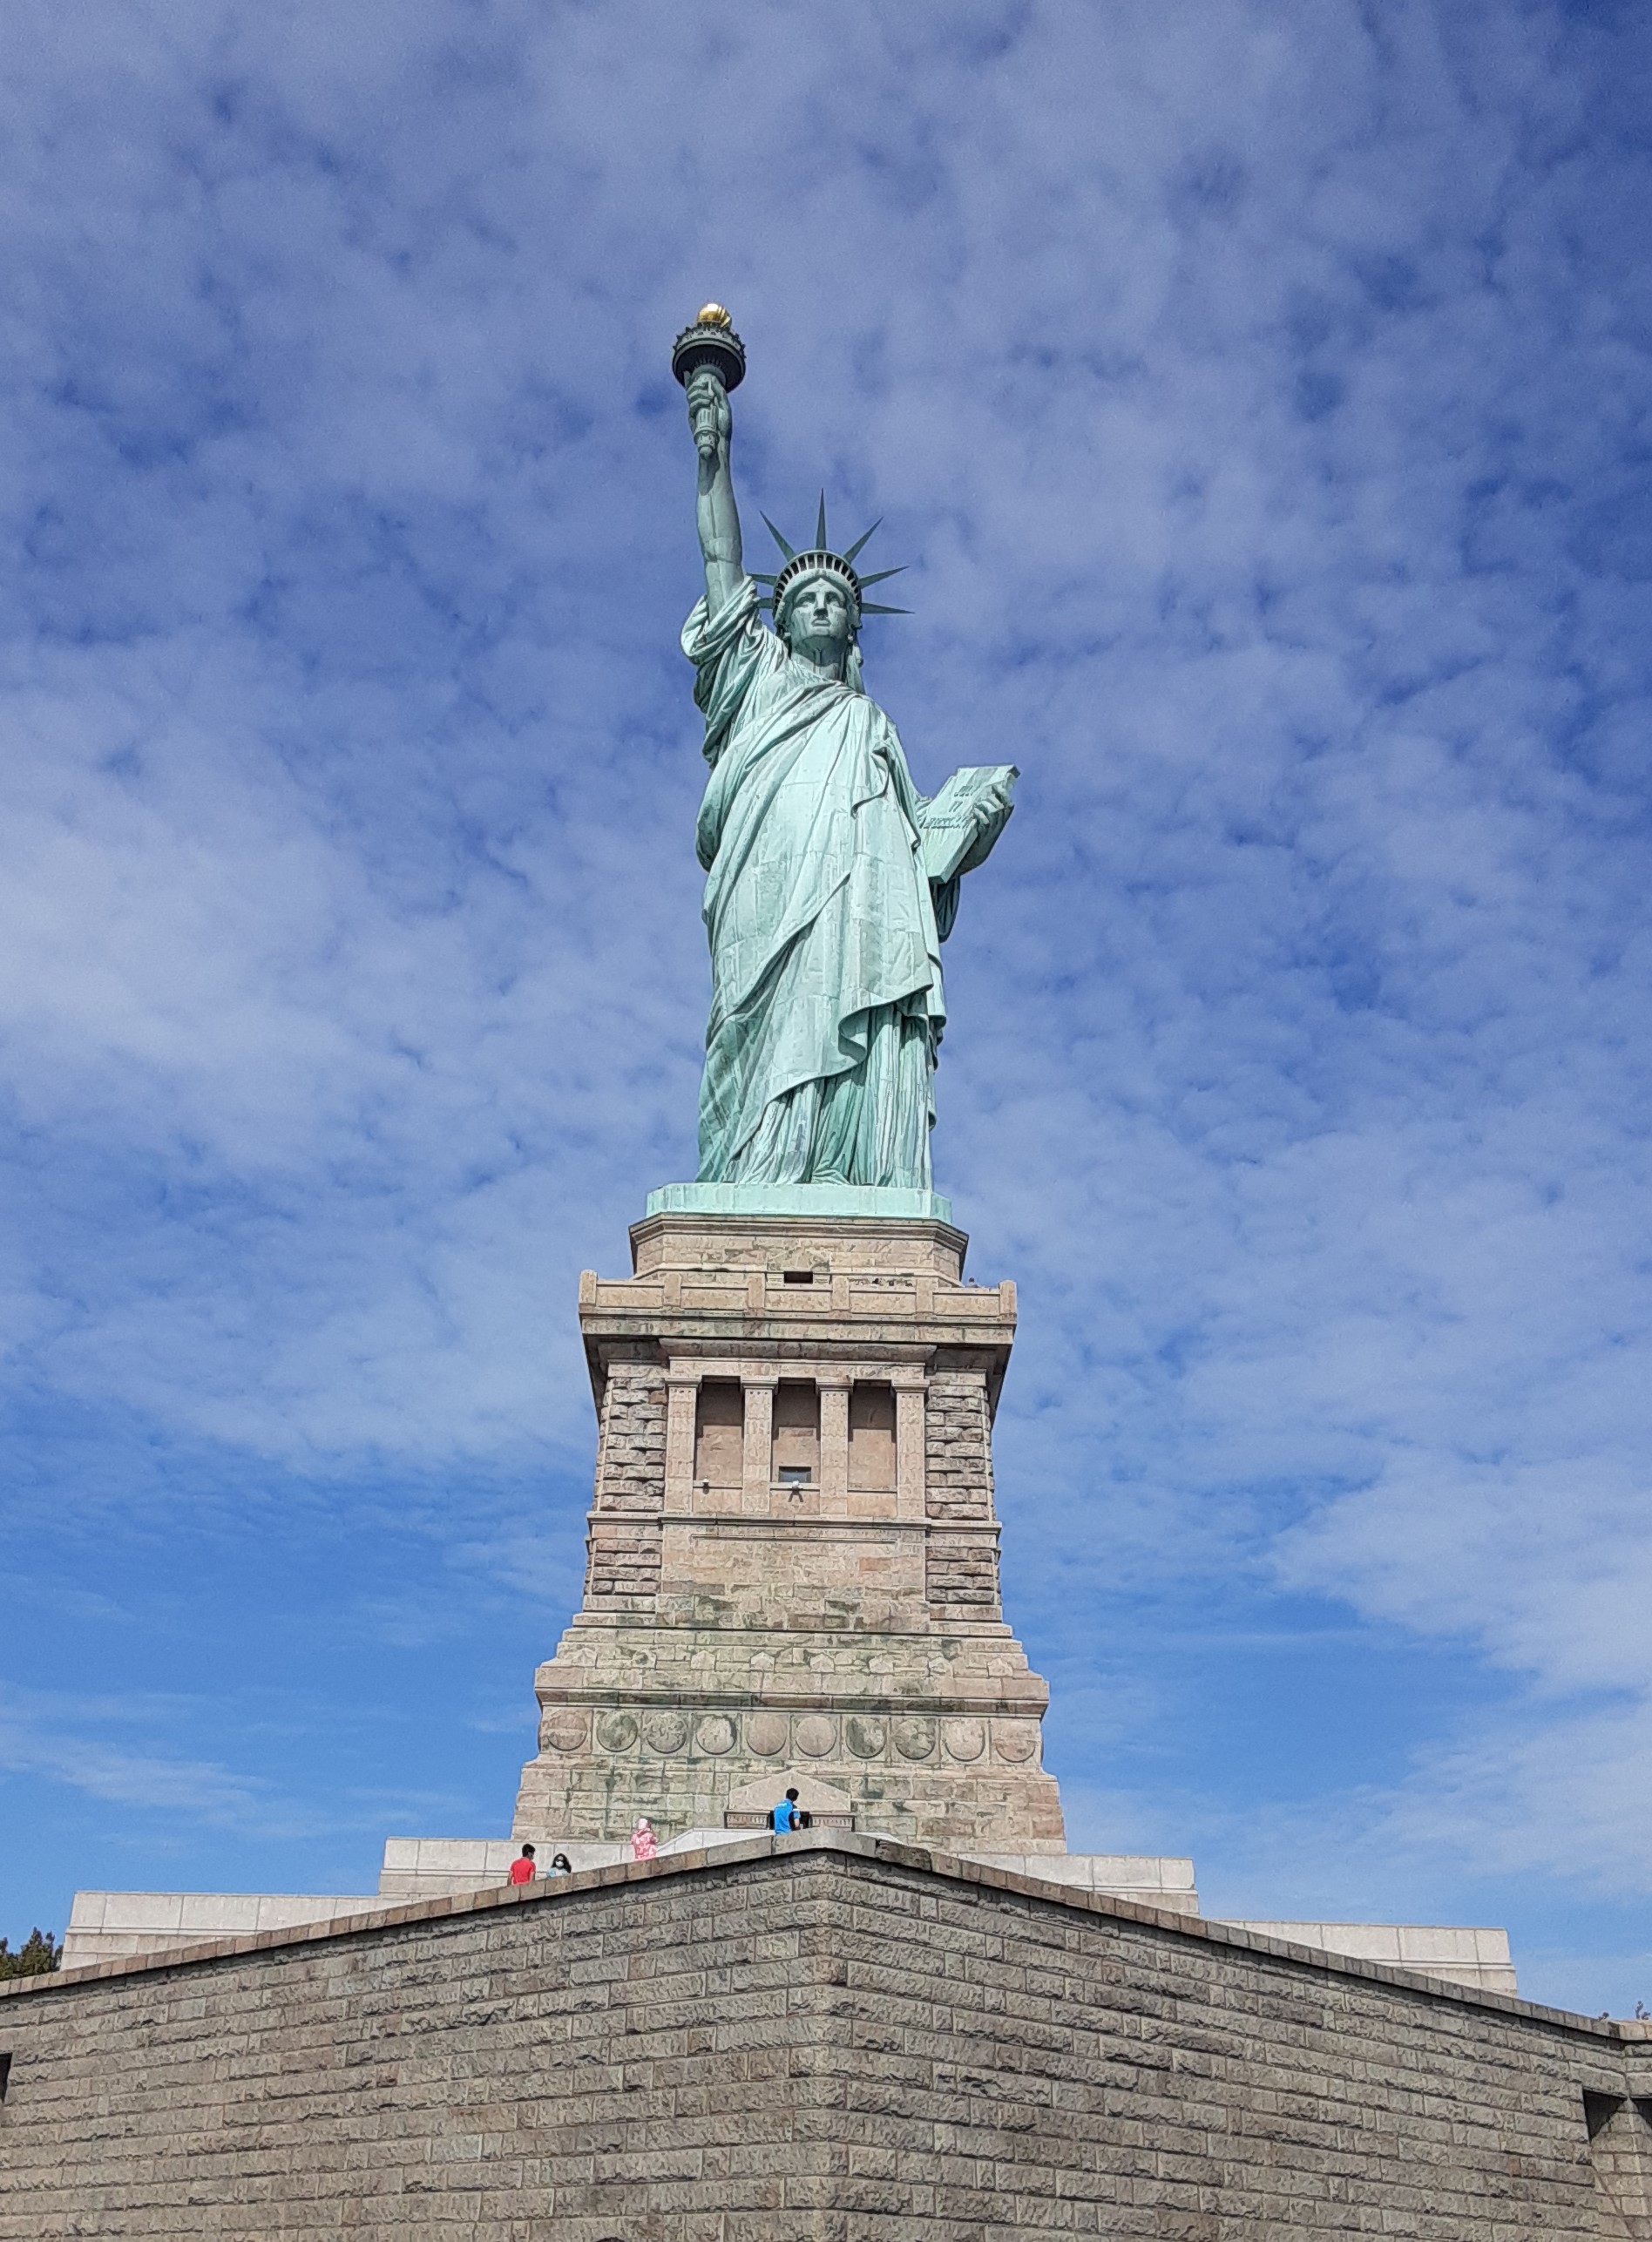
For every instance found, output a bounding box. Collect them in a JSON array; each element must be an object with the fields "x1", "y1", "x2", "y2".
[{"x1": 4, "y1": 1839, "x2": 1651, "y2": 2239}]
